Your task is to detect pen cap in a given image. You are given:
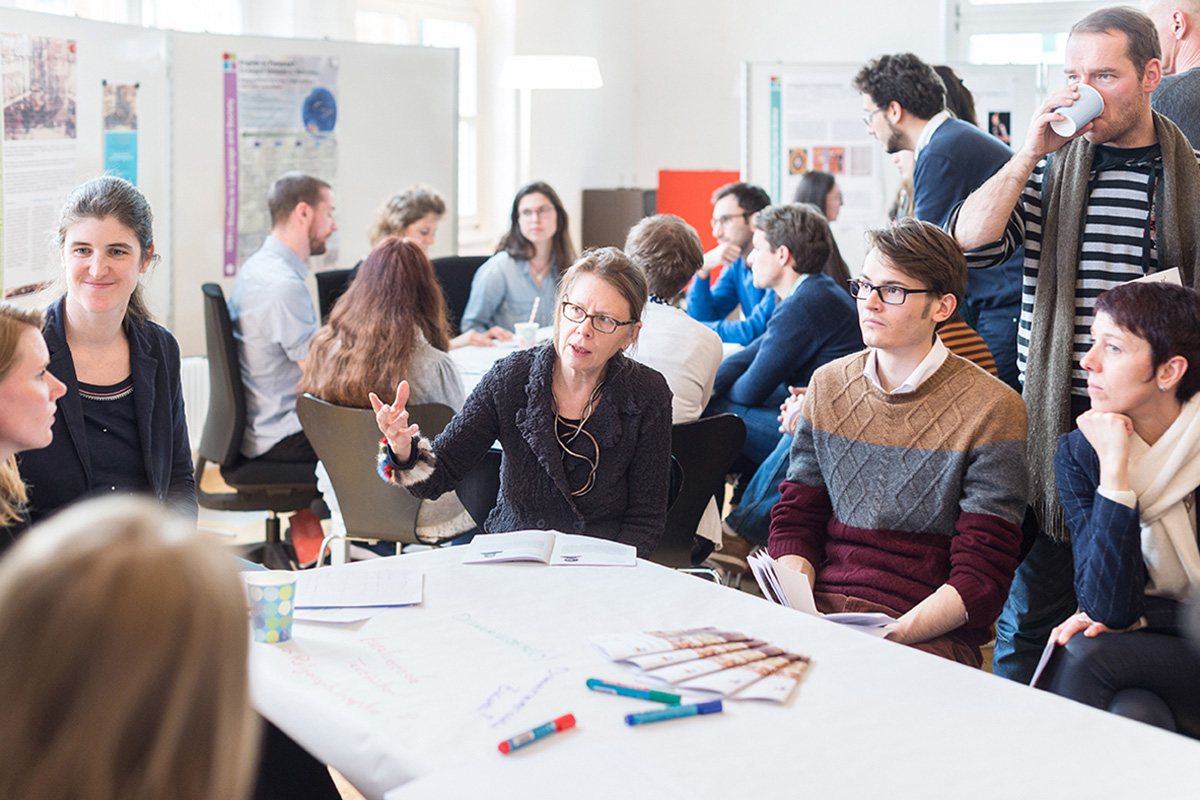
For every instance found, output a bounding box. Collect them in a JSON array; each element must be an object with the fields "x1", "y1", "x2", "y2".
[
  {"x1": 553, "y1": 713, "x2": 576, "y2": 731},
  {"x1": 695, "y1": 700, "x2": 723, "y2": 715}
]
